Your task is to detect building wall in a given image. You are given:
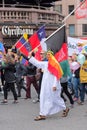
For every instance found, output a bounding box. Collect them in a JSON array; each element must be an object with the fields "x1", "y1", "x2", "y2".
[
  {"x1": 0, "y1": 6, "x2": 64, "y2": 47},
  {"x1": 55, "y1": 0, "x2": 87, "y2": 38}
]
